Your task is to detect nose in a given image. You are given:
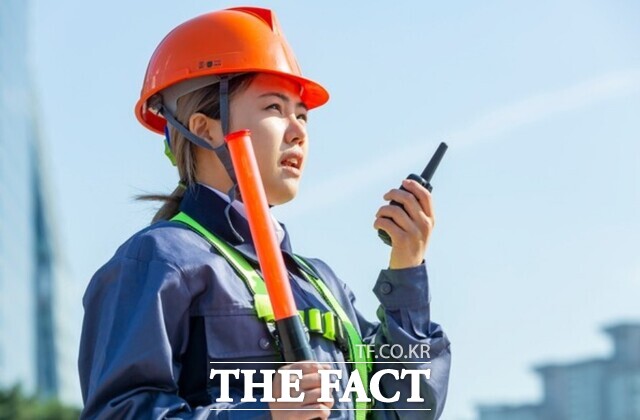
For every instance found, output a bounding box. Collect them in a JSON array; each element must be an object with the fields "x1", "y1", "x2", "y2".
[{"x1": 284, "y1": 114, "x2": 307, "y2": 146}]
